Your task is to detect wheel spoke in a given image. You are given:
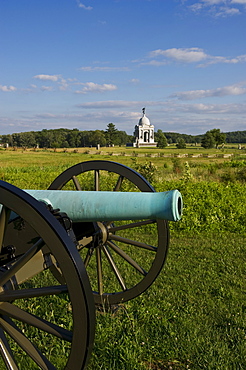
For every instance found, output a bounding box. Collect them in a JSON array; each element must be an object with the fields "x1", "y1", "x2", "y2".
[
  {"x1": 0, "y1": 302, "x2": 72, "y2": 342},
  {"x1": 0, "y1": 327, "x2": 19, "y2": 370},
  {"x1": 103, "y1": 175, "x2": 125, "y2": 226},
  {"x1": 94, "y1": 170, "x2": 100, "y2": 191},
  {"x1": 109, "y1": 219, "x2": 156, "y2": 232},
  {"x1": 0, "y1": 238, "x2": 45, "y2": 288},
  {"x1": 109, "y1": 234, "x2": 157, "y2": 252},
  {"x1": 0, "y1": 285, "x2": 68, "y2": 301},
  {"x1": 0, "y1": 316, "x2": 56, "y2": 370},
  {"x1": 49, "y1": 264, "x2": 66, "y2": 285},
  {"x1": 84, "y1": 248, "x2": 94, "y2": 268},
  {"x1": 72, "y1": 175, "x2": 82, "y2": 191},
  {"x1": 96, "y1": 247, "x2": 103, "y2": 295},
  {"x1": 102, "y1": 245, "x2": 127, "y2": 291},
  {"x1": 0, "y1": 206, "x2": 11, "y2": 249},
  {"x1": 107, "y1": 241, "x2": 147, "y2": 276},
  {"x1": 113, "y1": 175, "x2": 124, "y2": 191}
]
